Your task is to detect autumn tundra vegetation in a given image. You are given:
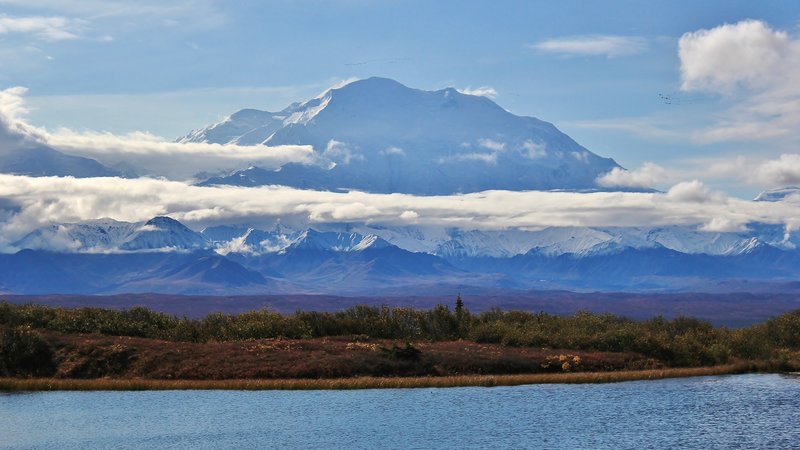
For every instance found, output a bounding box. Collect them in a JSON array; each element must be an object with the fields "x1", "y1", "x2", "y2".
[{"x1": 0, "y1": 297, "x2": 798, "y2": 389}]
